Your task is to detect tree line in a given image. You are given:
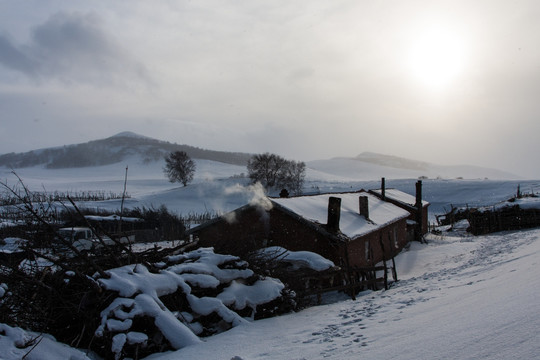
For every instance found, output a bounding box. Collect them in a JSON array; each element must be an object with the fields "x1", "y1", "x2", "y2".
[{"x1": 164, "y1": 151, "x2": 305, "y2": 195}]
